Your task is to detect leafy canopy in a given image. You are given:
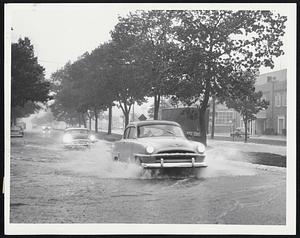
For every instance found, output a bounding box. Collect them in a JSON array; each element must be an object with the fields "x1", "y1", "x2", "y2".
[{"x1": 11, "y1": 37, "x2": 51, "y2": 109}]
